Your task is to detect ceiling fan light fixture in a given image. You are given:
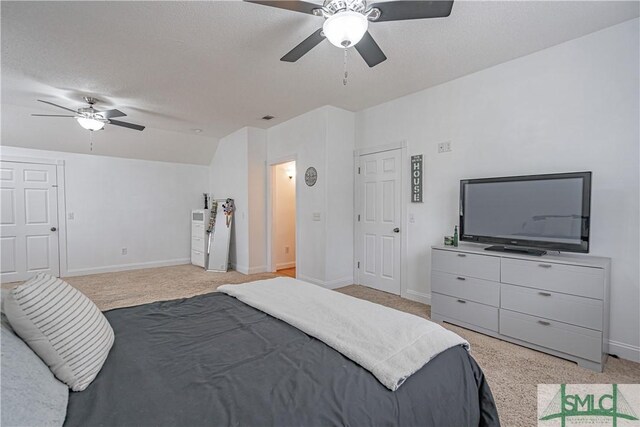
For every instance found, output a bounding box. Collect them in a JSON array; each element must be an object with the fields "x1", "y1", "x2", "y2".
[
  {"x1": 322, "y1": 11, "x2": 368, "y2": 48},
  {"x1": 76, "y1": 116, "x2": 106, "y2": 131}
]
